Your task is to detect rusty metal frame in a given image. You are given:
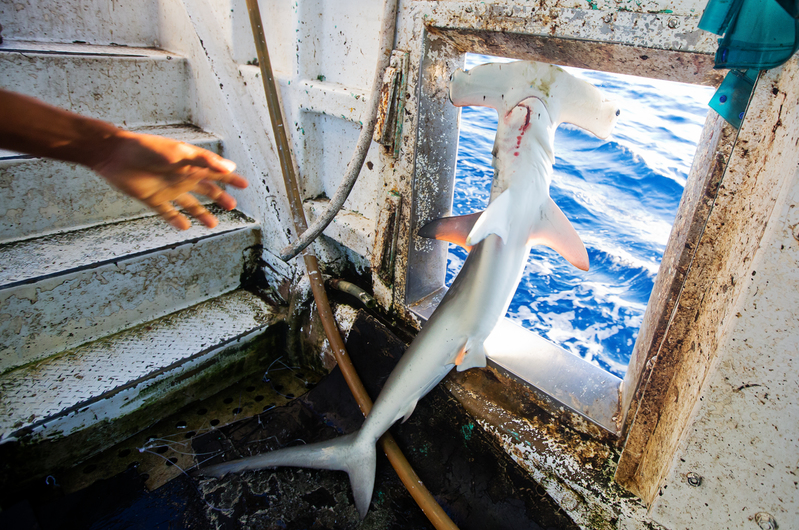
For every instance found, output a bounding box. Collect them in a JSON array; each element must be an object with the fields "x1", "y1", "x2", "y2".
[
  {"x1": 398, "y1": 13, "x2": 726, "y2": 461},
  {"x1": 616, "y1": 59, "x2": 799, "y2": 504}
]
